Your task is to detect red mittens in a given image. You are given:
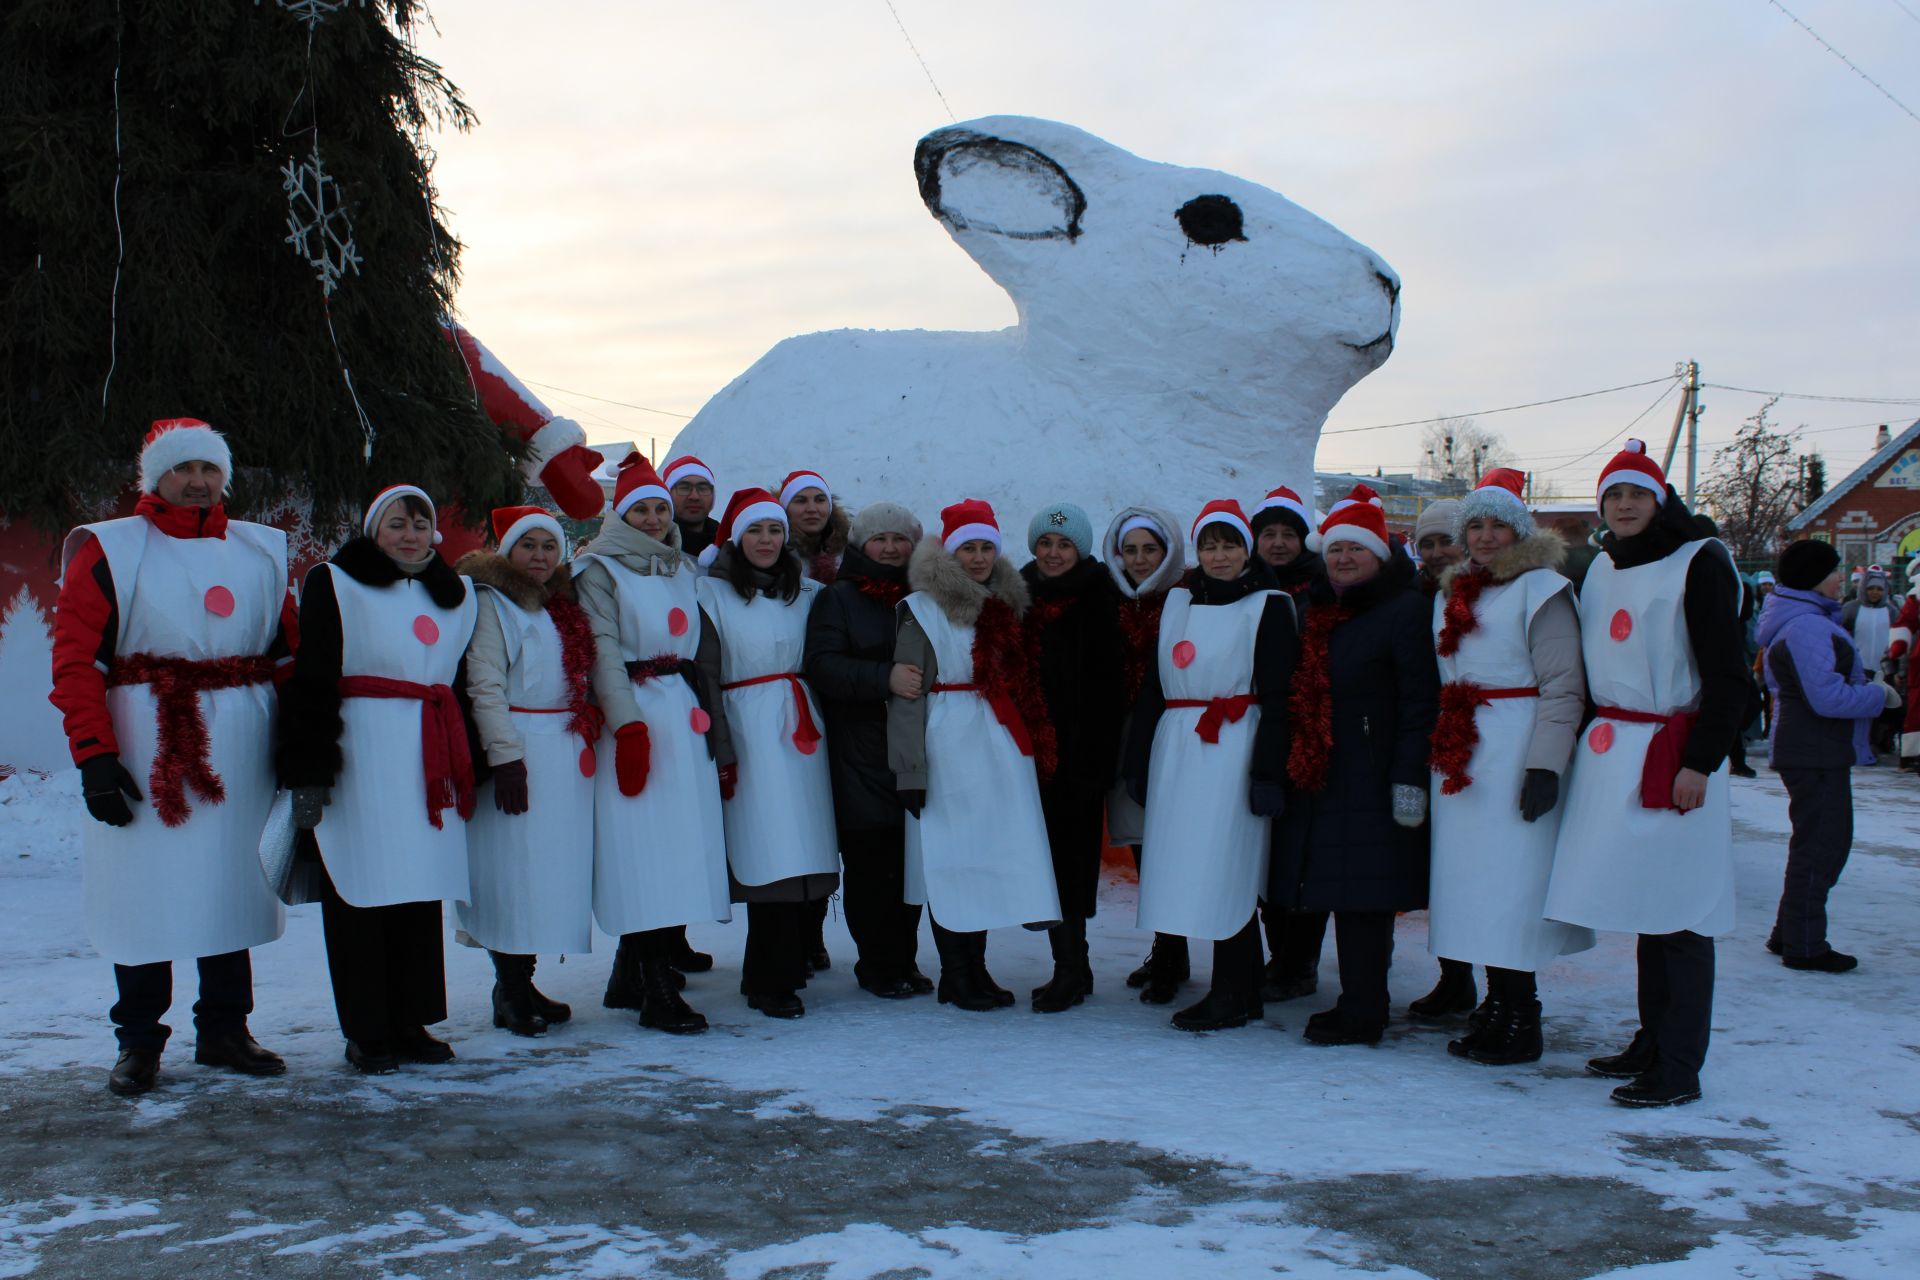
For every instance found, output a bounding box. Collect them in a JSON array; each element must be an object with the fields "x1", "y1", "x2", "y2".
[{"x1": 614, "y1": 722, "x2": 652, "y2": 797}]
